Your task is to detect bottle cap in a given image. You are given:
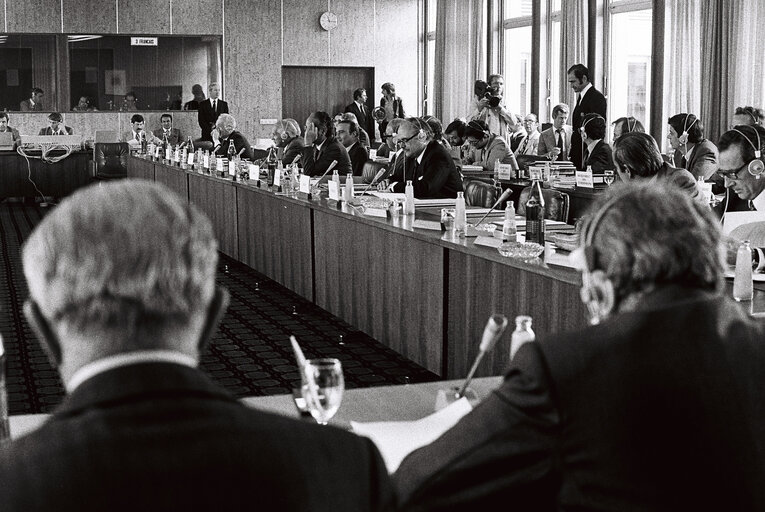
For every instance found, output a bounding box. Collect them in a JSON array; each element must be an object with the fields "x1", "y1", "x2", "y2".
[{"x1": 514, "y1": 315, "x2": 532, "y2": 327}]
